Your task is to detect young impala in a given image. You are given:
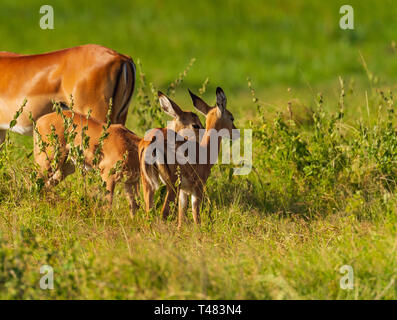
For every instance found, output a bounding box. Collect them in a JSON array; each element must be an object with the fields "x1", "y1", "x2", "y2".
[
  {"x1": 33, "y1": 91, "x2": 203, "y2": 216},
  {"x1": 140, "y1": 87, "x2": 238, "y2": 227},
  {"x1": 139, "y1": 92, "x2": 204, "y2": 218},
  {"x1": 34, "y1": 110, "x2": 142, "y2": 215}
]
